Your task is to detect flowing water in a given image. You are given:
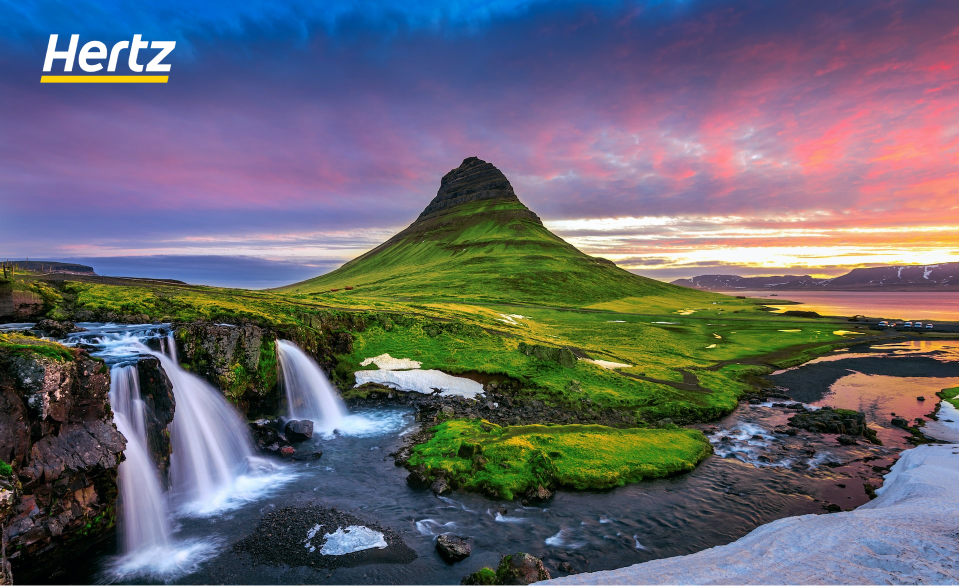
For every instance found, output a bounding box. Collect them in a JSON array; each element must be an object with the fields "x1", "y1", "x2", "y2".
[
  {"x1": 109, "y1": 365, "x2": 172, "y2": 556},
  {"x1": 739, "y1": 290, "x2": 959, "y2": 321},
  {"x1": 277, "y1": 339, "x2": 348, "y2": 433},
  {"x1": 14, "y1": 323, "x2": 959, "y2": 584}
]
